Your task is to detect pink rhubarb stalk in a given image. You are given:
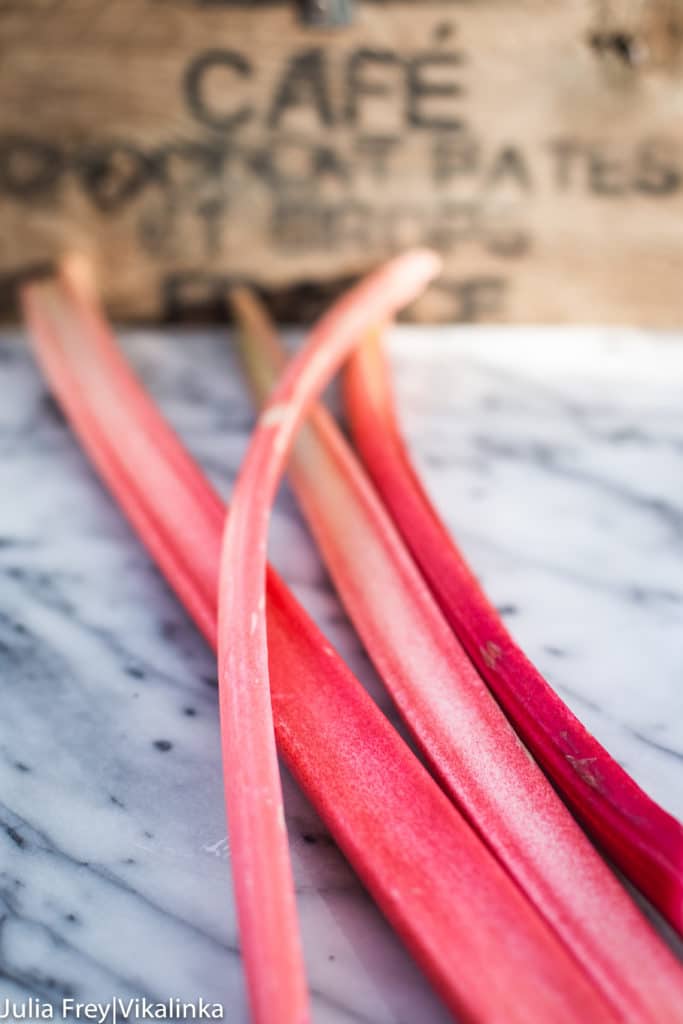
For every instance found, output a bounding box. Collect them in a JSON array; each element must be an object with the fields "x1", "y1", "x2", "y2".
[
  {"x1": 217, "y1": 251, "x2": 439, "y2": 1023},
  {"x1": 344, "y1": 329, "x2": 683, "y2": 938},
  {"x1": 230, "y1": 289, "x2": 683, "y2": 1024},
  {"x1": 20, "y1": 263, "x2": 619, "y2": 1024}
]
